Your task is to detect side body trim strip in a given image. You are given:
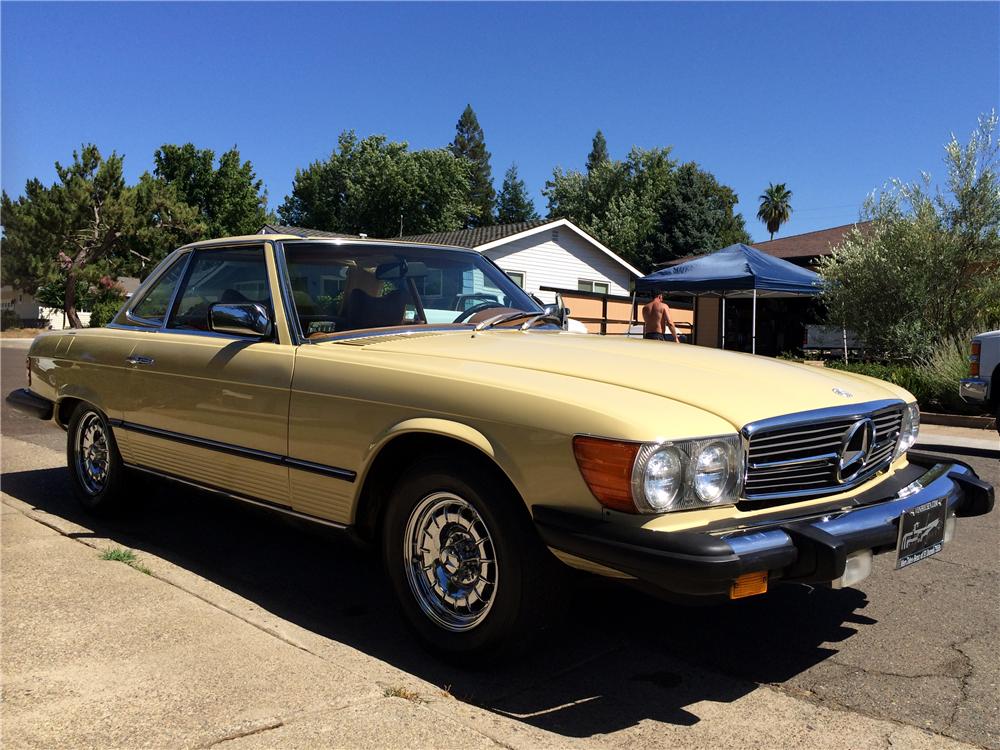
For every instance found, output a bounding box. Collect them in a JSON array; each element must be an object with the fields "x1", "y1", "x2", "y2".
[{"x1": 113, "y1": 421, "x2": 357, "y2": 482}]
